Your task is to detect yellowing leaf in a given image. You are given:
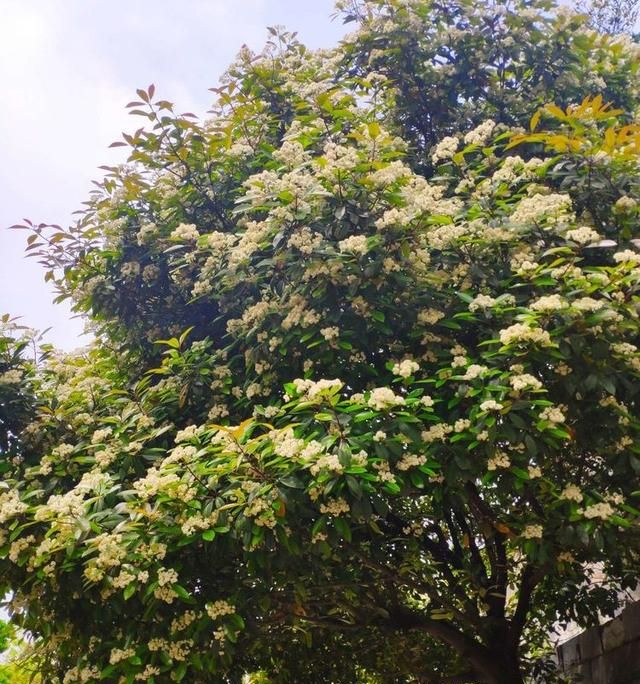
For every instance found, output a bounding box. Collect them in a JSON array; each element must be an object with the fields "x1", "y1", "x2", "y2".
[
  {"x1": 495, "y1": 522, "x2": 513, "y2": 535},
  {"x1": 604, "y1": 126, "x2": 616, "y2": 149},
  {"x1": 367, "y1": 121, "x2": 381, "y2": 139},
  {"x1": 544, "y1": 103, "x2": 567, "y2": 120},
  {"x1": 530, "y1": 110, "x2": 541, "y2": 132}
]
